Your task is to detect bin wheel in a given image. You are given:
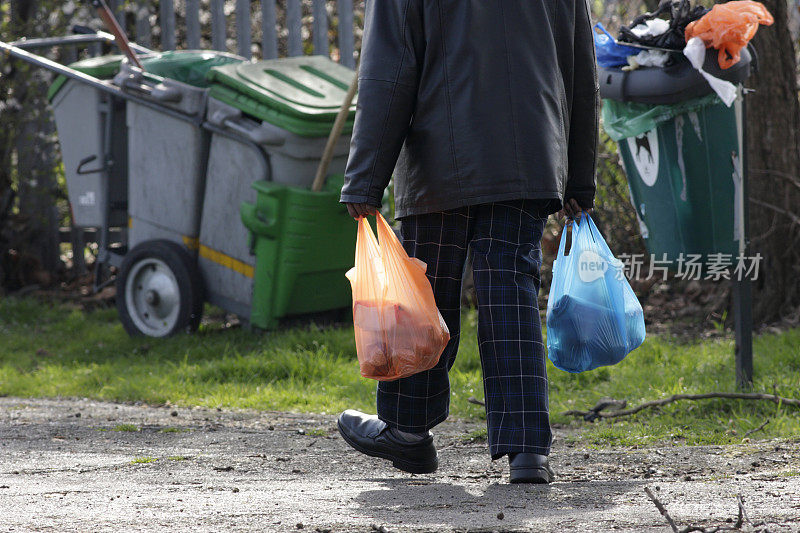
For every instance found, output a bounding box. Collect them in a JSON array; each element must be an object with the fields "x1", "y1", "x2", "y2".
[{"x1": 116, "y1": 240, "x2": 204, "y2": 337}]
